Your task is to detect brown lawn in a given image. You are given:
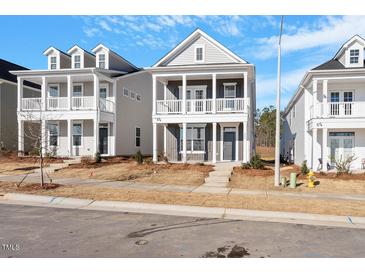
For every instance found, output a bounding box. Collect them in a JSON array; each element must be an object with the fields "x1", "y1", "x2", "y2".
[
  {"x1": 230, "y1": 165, "x2": 365, "y2": 195},
  {"x1": 54, "y1": 160, "x2": 213, "y2": 186},
  {"x1": 1, "y1": 181, "x2": 365, "y2": 217}
]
